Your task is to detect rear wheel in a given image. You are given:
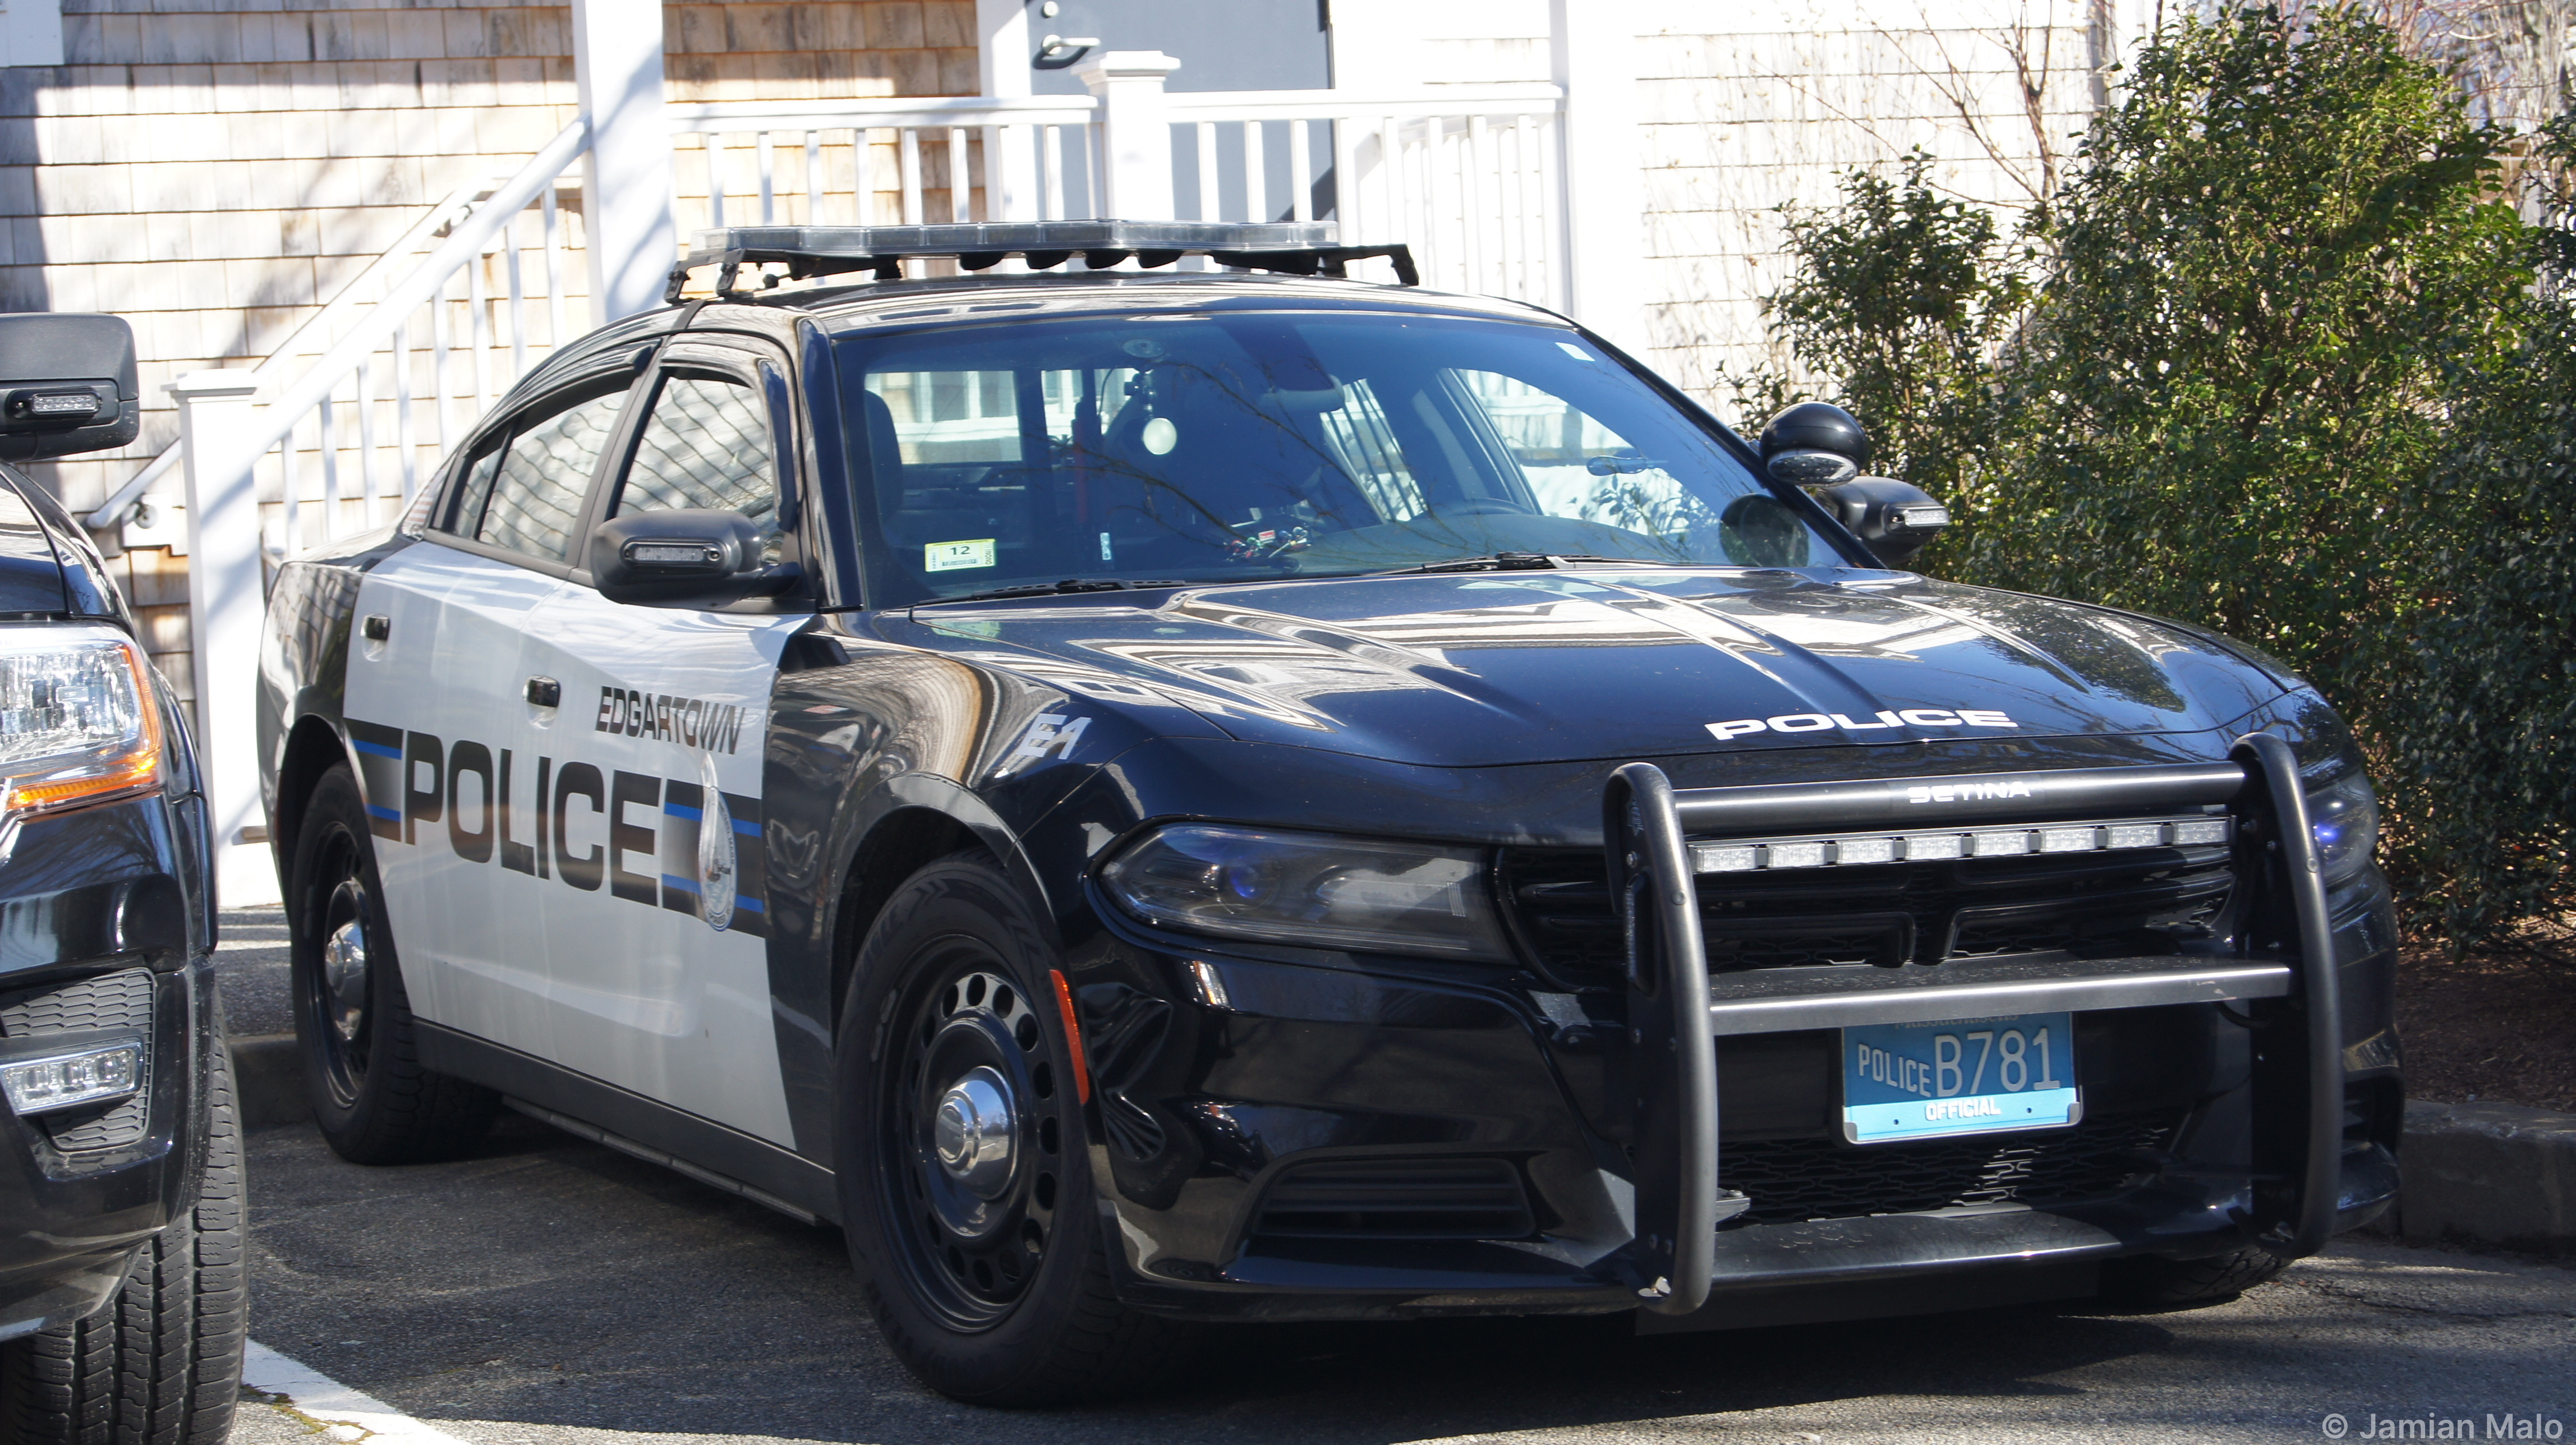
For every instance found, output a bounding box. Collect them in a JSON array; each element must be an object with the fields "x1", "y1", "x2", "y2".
[
  {"x1": 0, "y1": 1032, "x2": 248, "y2": 1444},
  {"x1": 837, "y1": 852, "x2": 1185, "y2": 1406},
  {"x1": 288, "y1": 765, "x2": 497, "y2": 1163}
]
